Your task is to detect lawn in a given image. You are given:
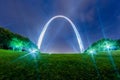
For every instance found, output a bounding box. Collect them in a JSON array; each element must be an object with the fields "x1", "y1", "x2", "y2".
[{"x1": 0, "y1": 49, "x2": 120, "y2": 80}]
